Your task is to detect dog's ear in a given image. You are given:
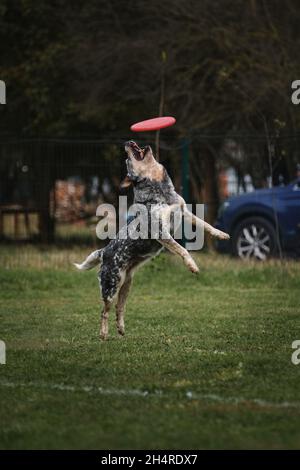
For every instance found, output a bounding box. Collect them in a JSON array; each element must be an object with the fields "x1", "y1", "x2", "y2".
[{"x1": 120, "y1": 175, "x2": 133, "y2": 190}]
